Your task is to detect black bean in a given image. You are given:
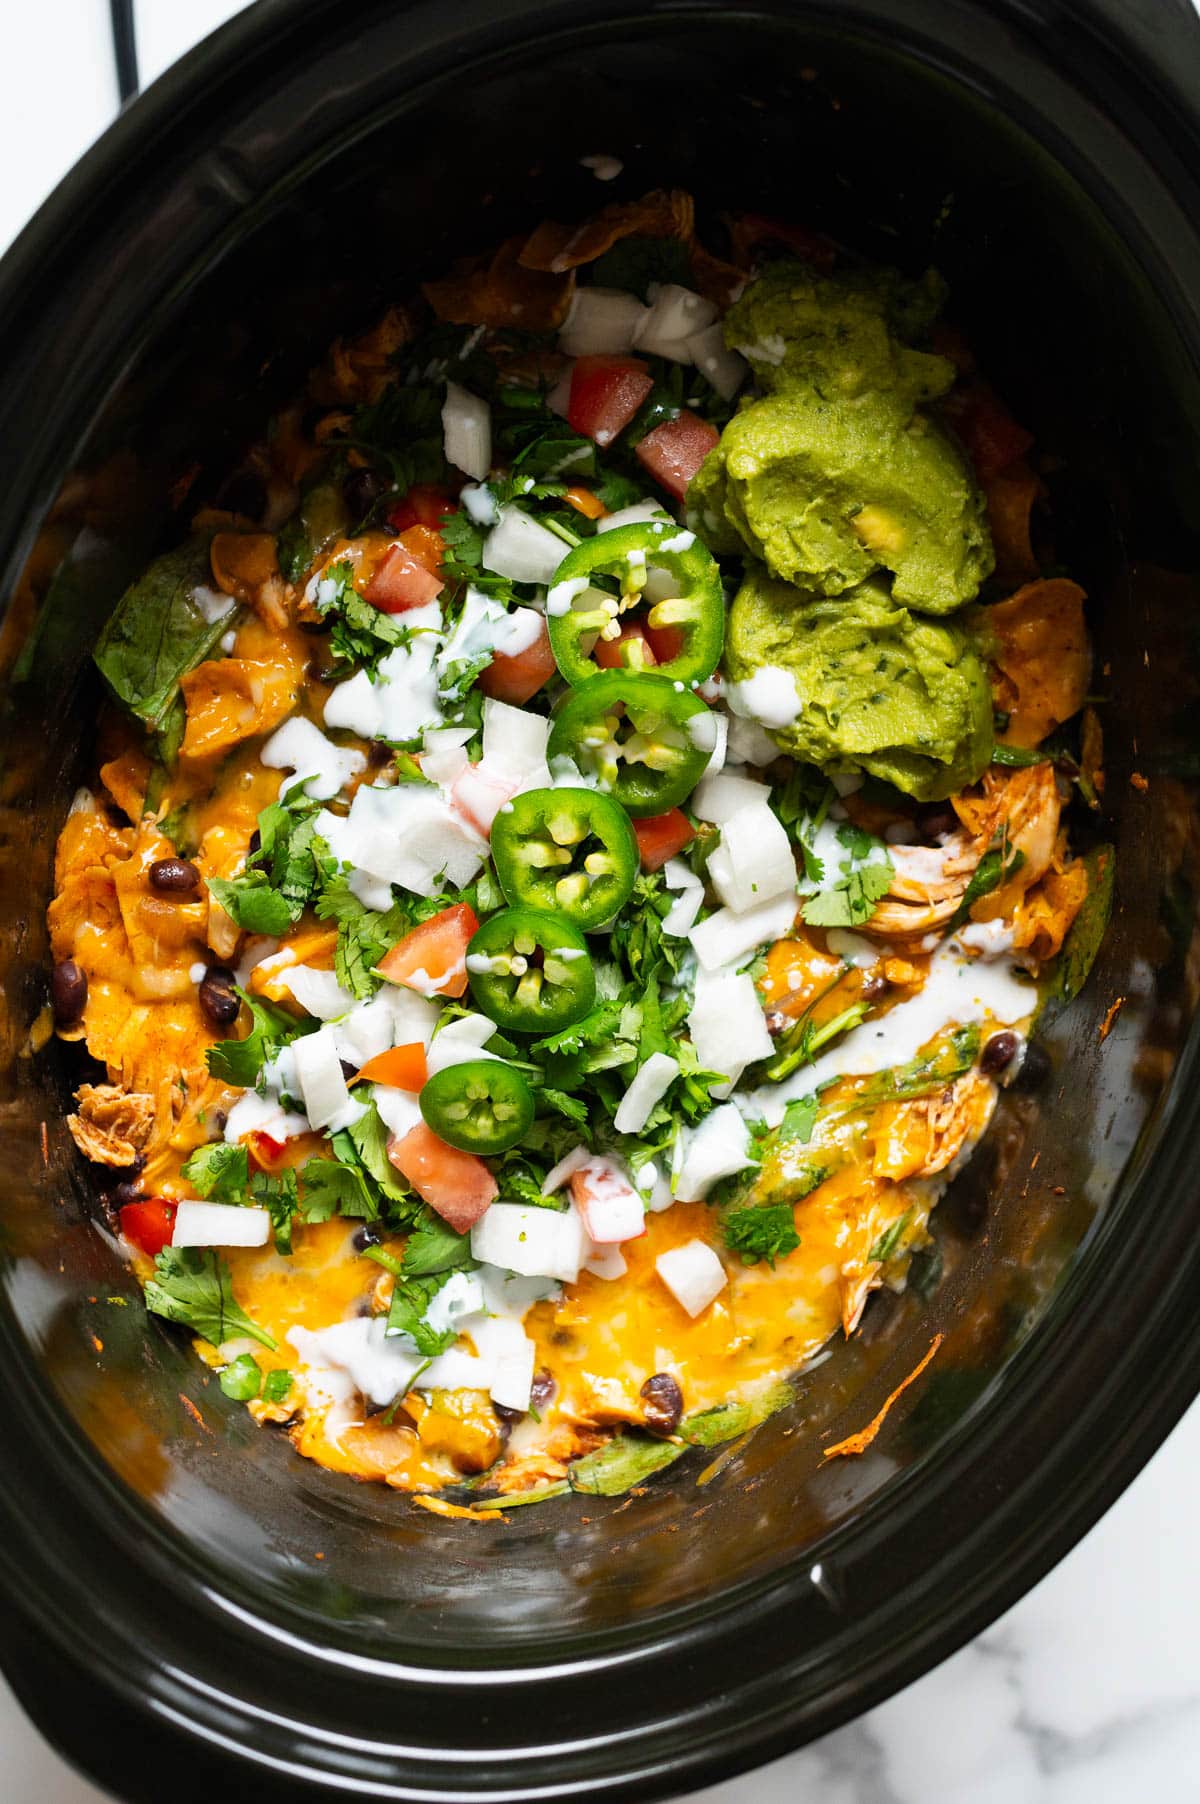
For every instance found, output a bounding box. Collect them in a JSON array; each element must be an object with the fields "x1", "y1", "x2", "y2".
[
  {"x1": 216, "y1": 470, "x2": 267, "y2": 521},
  {"x1": 913, "y1": 801, "x2": 958, "y2": 843},
  {"x1": 861, "y1": 972, "x2": 889, "y2": 1002},
  {"x1": 493, "y1": 1399, "x2": 525, "y2": 1424},
  {"x1": 198, "y1": 967, "x2": 240, "y2": 1029},
  {"x1": 352, "y1": 1225, "x2": 382, "y2": 1251},
  {"x1": 1013, "y1": 1040, "x2": 1050, "y2": 1092},
  {"x1": 344, "y1": 467, "x2": 386, "y2": 520},
  {"x1": 339, "y1": 1060, "x2": 358, "y2": 1082},
  {"x1": 368, "y1": 739, "x2": 393, "y2": 767},
  {"x1": 51, "y1": 959, "x2": 87, "y2": 1026},
  {"x1": 148, "y1": 856, "x2": 201, "y2": 896},
  {"x1": 109, "y1": 1179, "x2": 142, "y2": 1209},
  {"x1": 640, "y1": 1372, "x2": 684, "y2": 1436},
  {"x1": 248, "y1": 829, "x2": 262, "y2": 858},
  {"x1": 981, "y1": 1030, "x2": 1019, "y2": 1076},
  {"x1": 530, "y1": 1368, "x2": 556, "y2": 1412}
]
